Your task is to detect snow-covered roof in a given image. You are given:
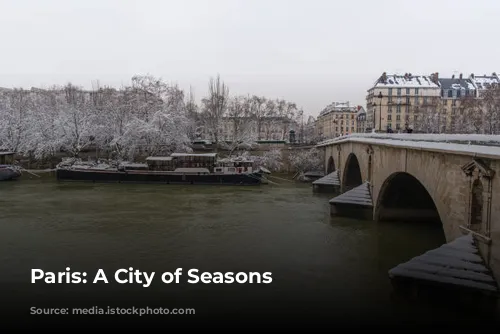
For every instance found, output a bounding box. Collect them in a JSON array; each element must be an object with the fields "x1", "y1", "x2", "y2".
[
  {"x1": 470, "y1": 74, "x2": 500, "y2": 90},
  {"x1": 146, "y1": 156, "x2": 173, "y2": 161},
  {"x1": 374, "y1": 74, "x2": 440, "y2": 88},
  {"x1": 439, "y1": 78, "x2": 476, "y2": 91},
  {"x1": 120, "y1": 163, "x2": 148, "y2": 167},
  {"x1": 0, "y1": 151, "x2": 15, "y2": 156},
  {"x1": 389, "y1": 233, "x2": 498, "y2": 293},
  {"x1": 319, "y1": 102, "x2": 362, "y2": 116},
  {"x1": 316, "y1": 133, "x2": 500, "y2": 159},
  {"x1": 170, "y1": 153, "x2": 217, "y2": 157}
]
